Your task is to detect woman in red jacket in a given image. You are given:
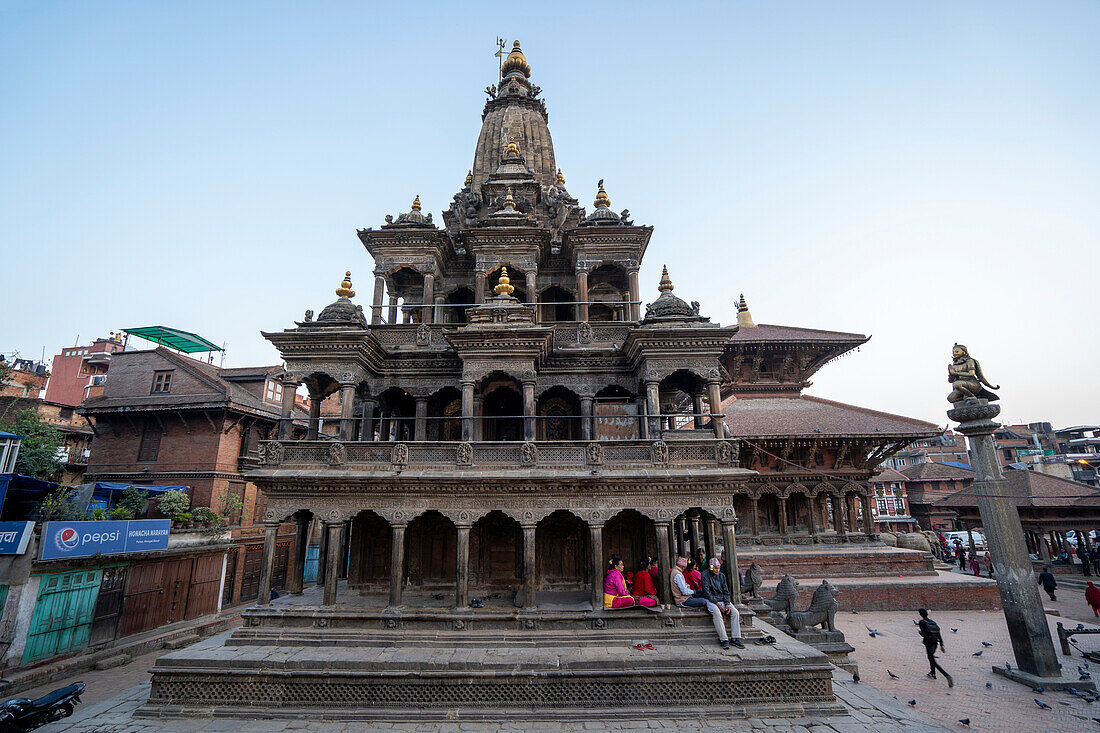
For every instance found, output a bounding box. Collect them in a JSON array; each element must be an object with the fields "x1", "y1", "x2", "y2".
[
  {"x1": 632, "y1": 557, "x2": 658, "y2": 602},
  {"x1": 1086, "y1": 581, "x2": 1100, "y2": 617}
]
